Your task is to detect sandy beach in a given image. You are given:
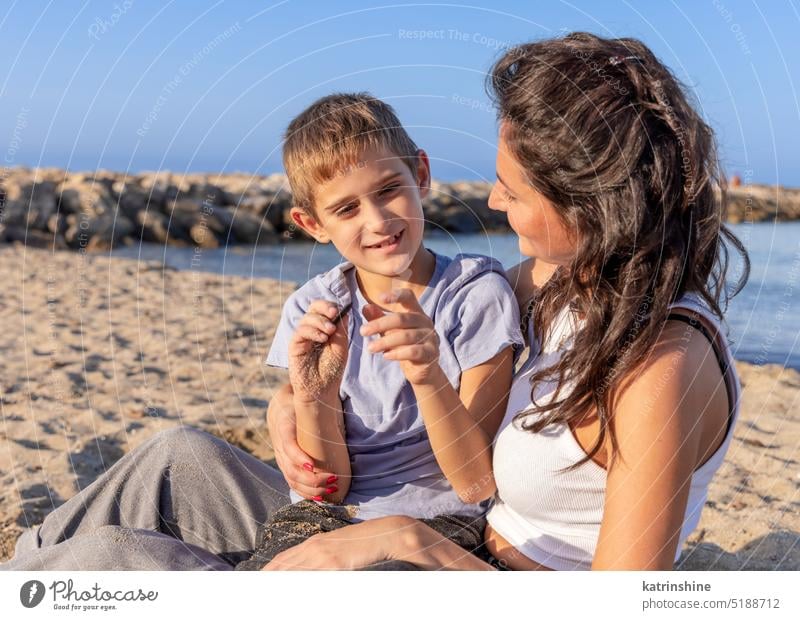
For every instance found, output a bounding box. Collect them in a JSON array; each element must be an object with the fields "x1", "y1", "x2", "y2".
[{"x1": 0, "y1": 245, "x2": 797, "y2": 569}]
